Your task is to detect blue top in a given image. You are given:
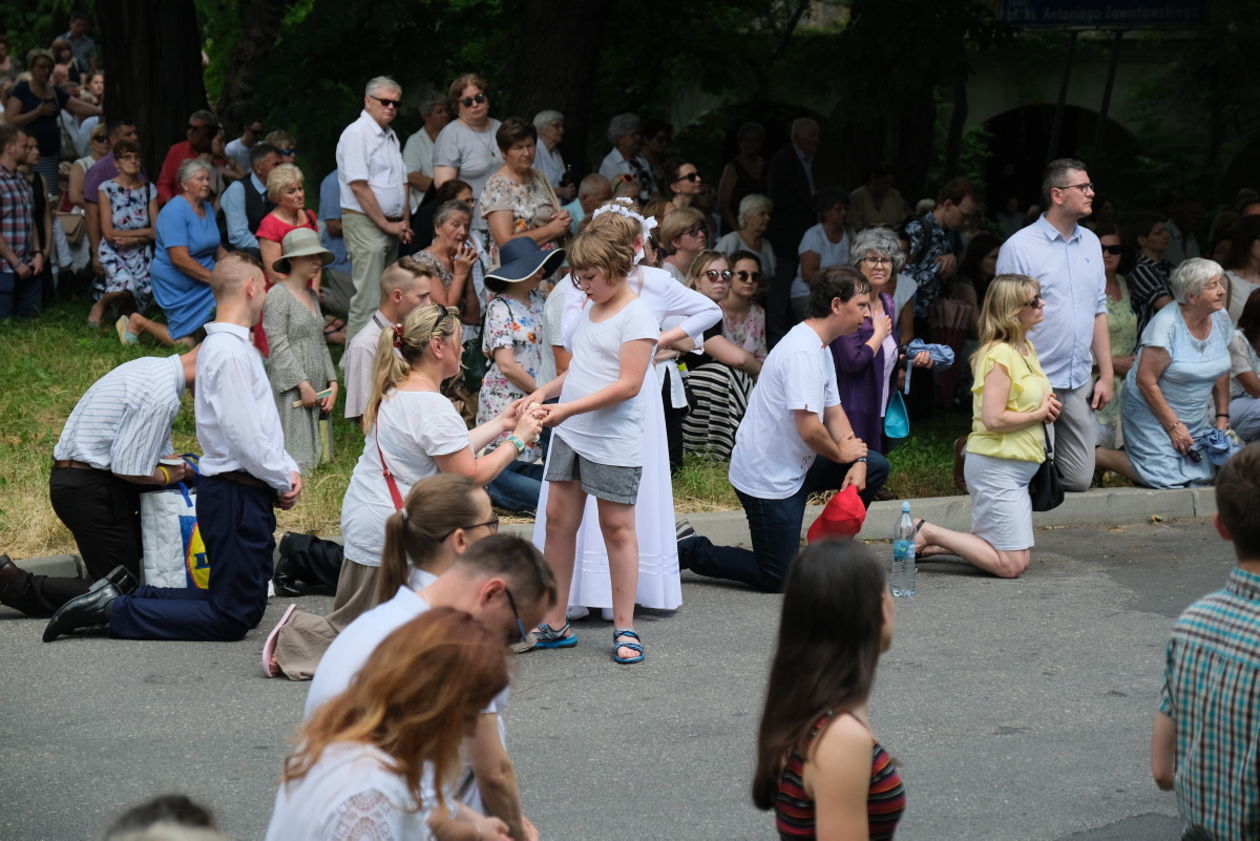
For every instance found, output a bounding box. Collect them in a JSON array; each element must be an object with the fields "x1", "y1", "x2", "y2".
[
  {"x1": 151, "y1": 196, "x2": 219, "y2": 340},
  {"x1": 220, "y1": 172, "x2": 265, "y2": 250},
  {"x1": 996, "y1": 214, "x2": 1106, "y2": 390},
  {"x1": 318, "y1": 170, "x2": 350, "y2": 274}
]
